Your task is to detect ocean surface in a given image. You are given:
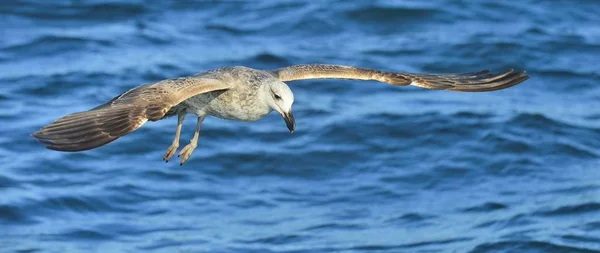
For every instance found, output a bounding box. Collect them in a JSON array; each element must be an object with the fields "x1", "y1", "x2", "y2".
[{"x1": 1, "y1": 0, "x2": 599, "y2": 252}]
